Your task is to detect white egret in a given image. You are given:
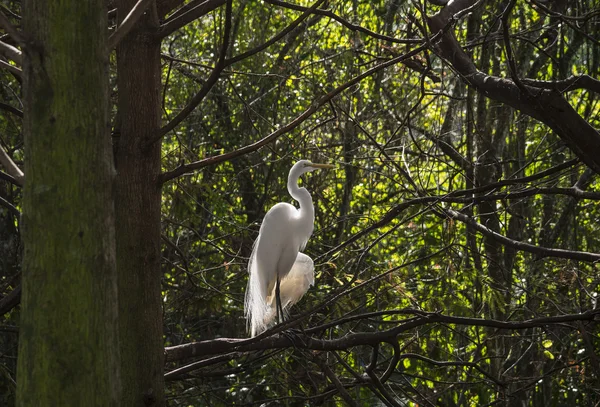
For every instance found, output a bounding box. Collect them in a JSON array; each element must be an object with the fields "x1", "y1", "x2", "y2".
[{"x1": 244, "y1": 160, "x2": 334, "y2": 337}]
